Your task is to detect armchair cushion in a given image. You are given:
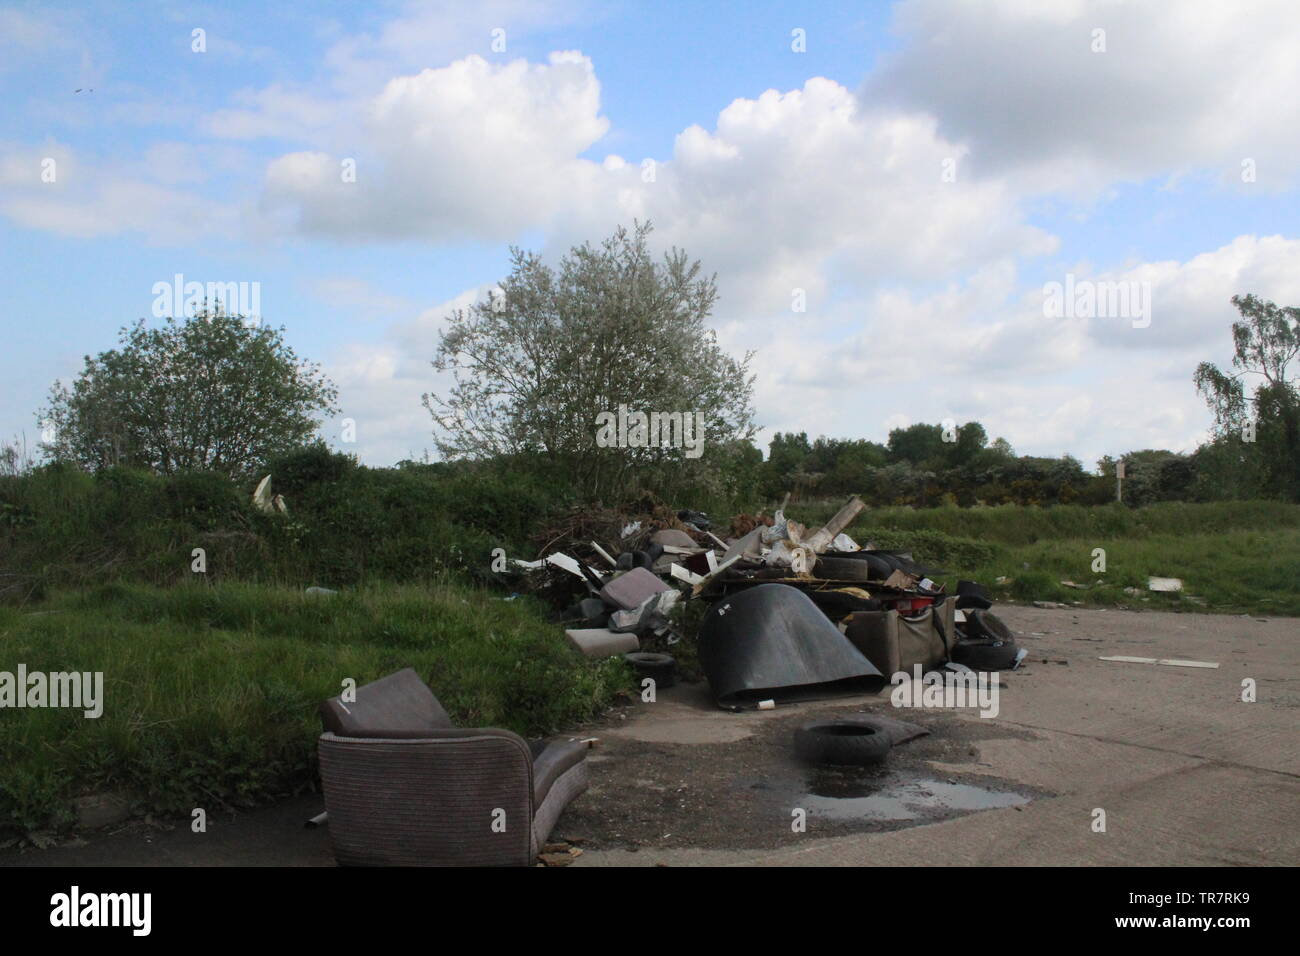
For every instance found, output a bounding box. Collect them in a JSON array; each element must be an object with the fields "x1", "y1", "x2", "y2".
[{"x1": 318, "y1": 667, "x2": 454, "y2": 738}]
